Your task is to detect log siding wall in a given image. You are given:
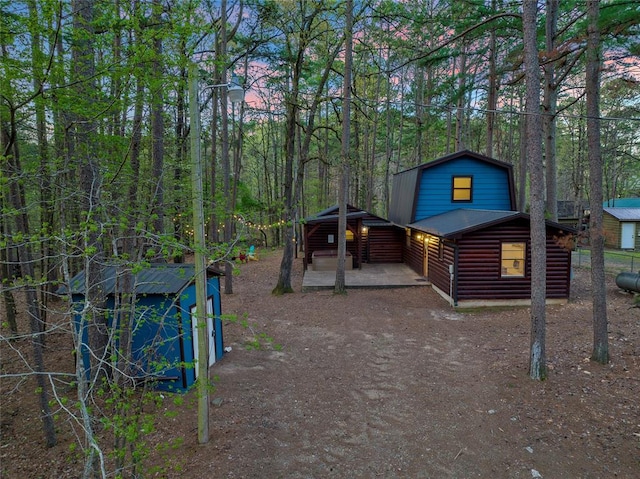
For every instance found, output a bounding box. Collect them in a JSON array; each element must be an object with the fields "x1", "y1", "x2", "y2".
[
  {"x1": 304, "y1": 223, "x2": 360, "y2": 268},
  {"x1": 453, "y1": 221, "x2": 571, "y2": 301},
  {"x1": 427, "y1": 239, "x2": 456, "y2": 298},
  {"x1": 368, "y1": 227, "x2": 404, "y2": 263},
  {"x1": 304, "y1": 211, "x2": 405, "y2": 268},
  {"x1": 406, "y1": 219, "x2": 572, "y2": 302},
  {"x1": 404, "y1": 232, "x2": 424, "y2": 274},
  {"x1": 603, "y1": 212, "x2": 621, "y2": 249}
]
